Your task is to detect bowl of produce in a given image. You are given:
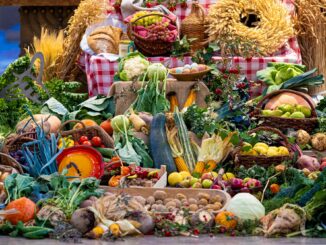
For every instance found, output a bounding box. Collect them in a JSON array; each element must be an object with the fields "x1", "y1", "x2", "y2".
[
  {"x1": 57, "y1": 145, "x2": 104, "y2": 179},
  {"x1": 169, "y1": 63, "x2": 211, "y2": 81}
]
